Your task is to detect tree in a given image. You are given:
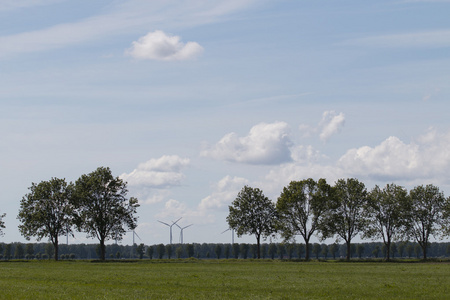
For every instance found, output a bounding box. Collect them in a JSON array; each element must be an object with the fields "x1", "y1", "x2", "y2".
[
  {"x1": 321, "y1": 244, "x2": 329, "y2": 260},
  {"x1": 407, "y1": 184, "x2": 446, "y2": 259},
  {"x1": 176, "y1": 246, "x2": 183, "y2": 259},
  {"x1": 214, "y1": 244, "x2": 222, "y2": 259},
  {"x1": 136, "y1": 243, "x2": 145, "y2": 259},
  {"x1": 240, "y1": 243, "x2": 249, "y2": 259},
  {"x1": 363, "y1": 184, "x2": 409, "y2": 261},
  {"x1": 25, "y1": 244, "x2": 34, "y2": 259},
  {"x1": 268, "y1": 243, "x2": 276, "y2": 259},
  {"x1": 312, "y1": 244, "x2": 321, "y2": 259},
  {"x1": 146, "y1": 245, "x2": 154, "y2": 259},
  {"x1": 329, "y1": 243, "x2": 339, "y2": 259},
  {"x1": 356, "y1": 244, "x2": 365, "y2": 259},
  {"x1": 165, "y1": 244, "x2": 173, "y2": 259},
  {"x1": 277, "y1": 243, "x2": 285, "y2": 260},
  {"x1": 224, "y1": 245, "x2": 230, "y2": 259},
  {"x1": 45, "y1": 243, "x2": 54, "y2": 259},
  {"x1": 297, "y1": 244, "x2": 305, "y2": 259},
  {"x1": 156, "y1": 244, "x2": 165, "y2": 259},
  {"x1": 227, "y1": 186, "x2": 278, "y2": 259},
  {"x1": 14, "y1": 243, "x2": 24, "y2": 259},
  {"x1": 186, "y1": 244, "x2": 195, "y2": 258},
  {"x1": 18, "y1": 178, "x2": 75, "y2": 261},
  {"x1": 0, "y1": 212, "x2": 5, "y2": 236},
  {"x1": 277, "y1": 178, "x2": 330, "y2": 260},
  {"x1": 73, "y1": 167, "x2": 139, "y2": 261},
  {"x1": 232, "y1": 243, "x2": 240, "y2": 259},
  {"x1": 4, "y1": 244, "x2": 11, "y2": 260},
  {"x1": 319, "y1": 178, "x2": 368, "y2": 261},
  {"x1": 372, "y1": 246, "x2": 380, "y2": 258}
]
